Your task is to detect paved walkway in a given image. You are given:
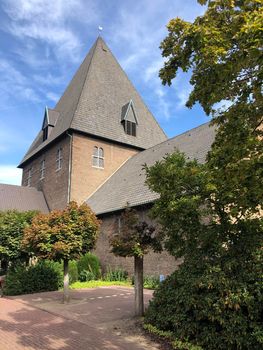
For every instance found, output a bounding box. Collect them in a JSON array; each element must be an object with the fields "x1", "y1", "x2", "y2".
[{"x1": 0, "y1": 287, "x2": 159, "y2": 350}]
